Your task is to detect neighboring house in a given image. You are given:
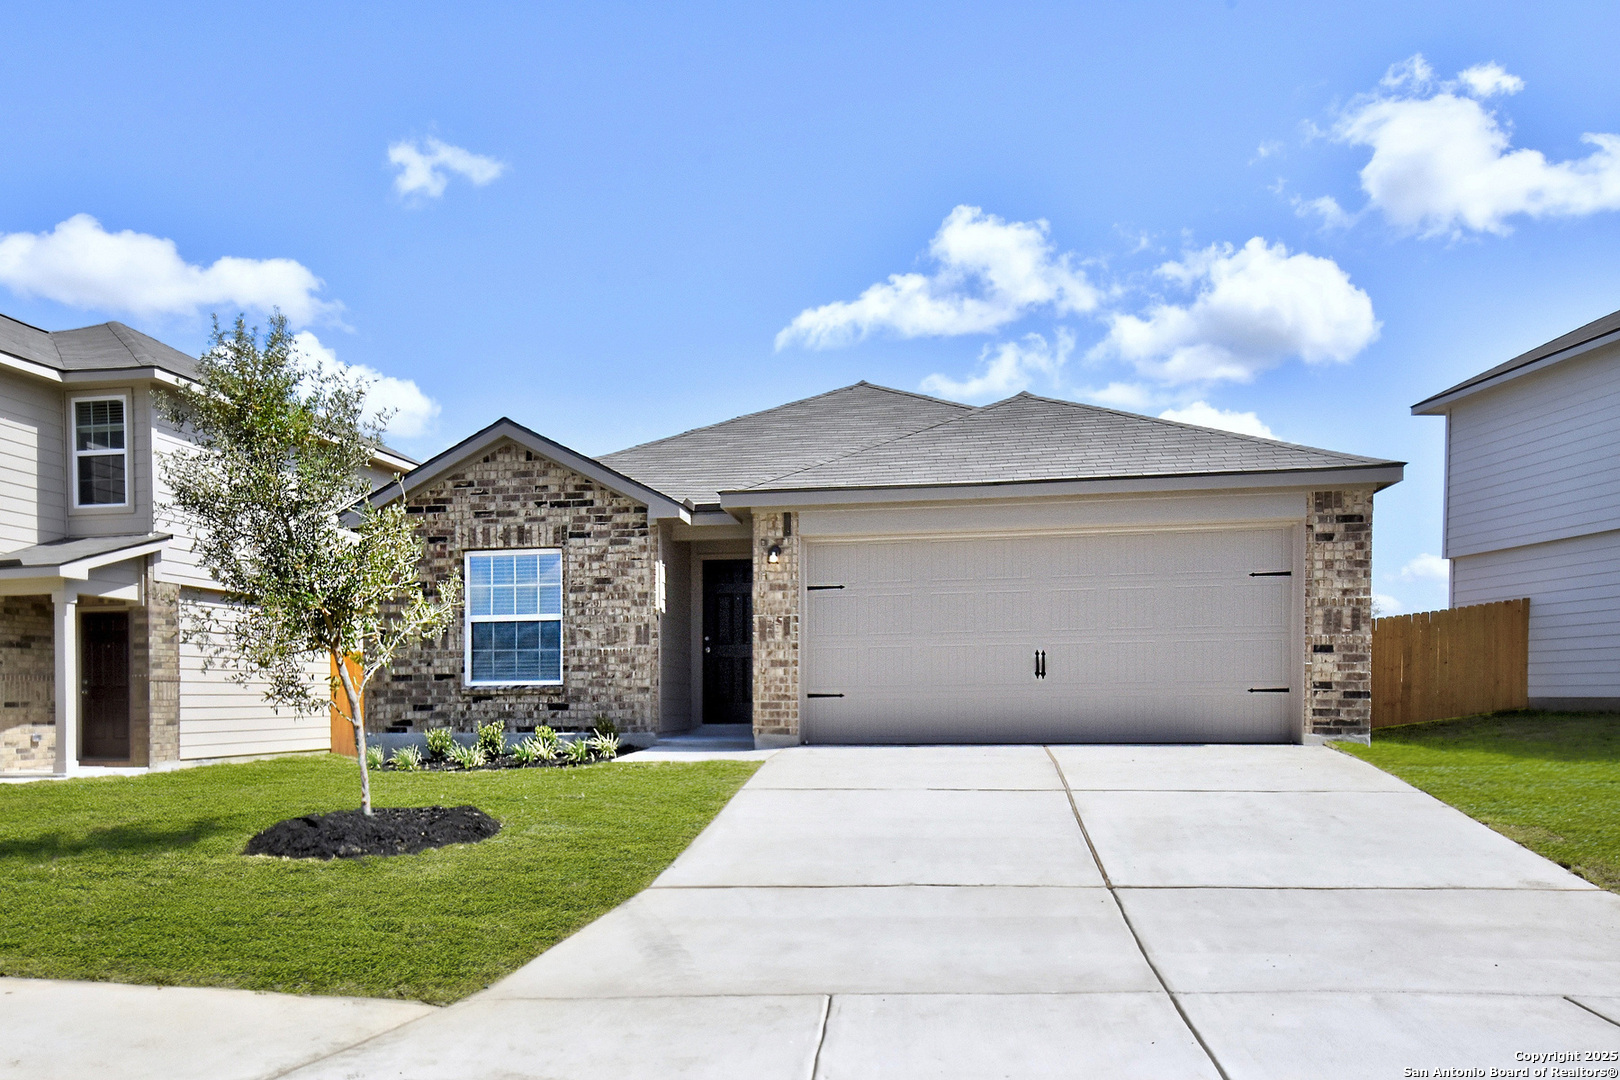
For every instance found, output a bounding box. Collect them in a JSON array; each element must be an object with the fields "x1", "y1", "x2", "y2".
[
  {"x1": 361, "y1": 384, "x2": 1402, "y2": 747},
  {"x1": 0, "y1": 313, "x2": 415, "y2": 775},
  {"x1": 1413, "y1": 306, "x2": 1620, "y2": 711}
]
